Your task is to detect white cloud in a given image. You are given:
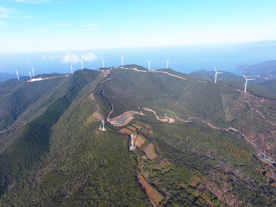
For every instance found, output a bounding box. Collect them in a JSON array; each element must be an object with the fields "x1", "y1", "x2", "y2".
[
  {"x1": 62, "y1": 53, "x2": 80, "y2": 64},
  {"x1": 16, "y1": 0, "x2": 51, "y2": 4},
  {"x1": 81, "y1": 52, "x2": 97, "y2": 61},
  {"x1": 0, "y1": 21, "x2": 5, "y2": 26},
  {"x1": 0, "y1": 7, "x2": 14, "y2": 19},
  {"x1": 62, "y1": 52, "x2": 97, "y2": 64}
]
